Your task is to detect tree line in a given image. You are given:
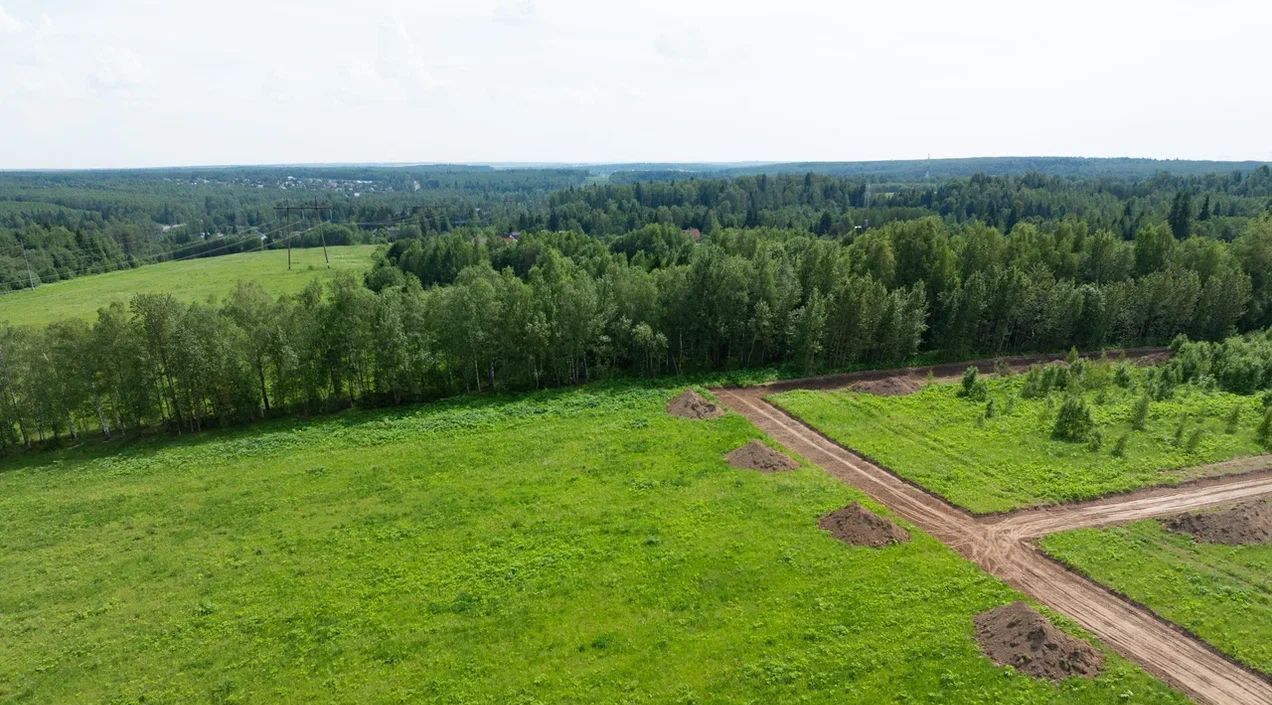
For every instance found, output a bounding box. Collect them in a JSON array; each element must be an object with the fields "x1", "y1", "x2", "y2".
[{"x1": 4, "y1": 214, "x2": 1272, "y2": 451}]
